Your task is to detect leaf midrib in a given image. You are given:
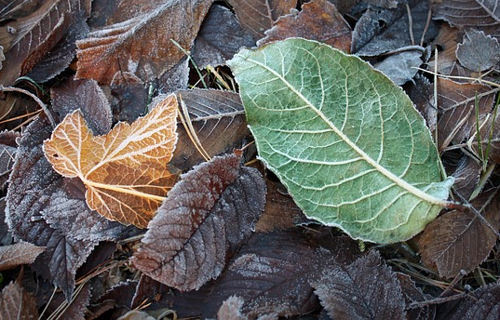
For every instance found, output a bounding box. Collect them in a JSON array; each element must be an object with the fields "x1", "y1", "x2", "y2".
[{"x1": 243, "y1": 55, "x2": 448, "y2": 207}]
